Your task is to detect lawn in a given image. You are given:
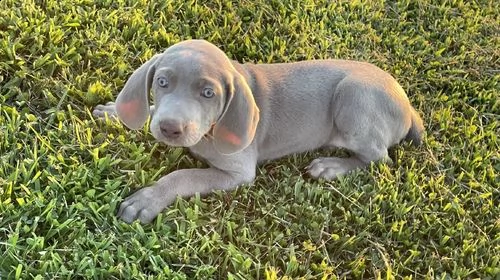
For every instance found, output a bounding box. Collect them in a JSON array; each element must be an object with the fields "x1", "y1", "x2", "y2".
[{"x1": 0, "y1": 0, "x2": 498, "y2": 279}]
